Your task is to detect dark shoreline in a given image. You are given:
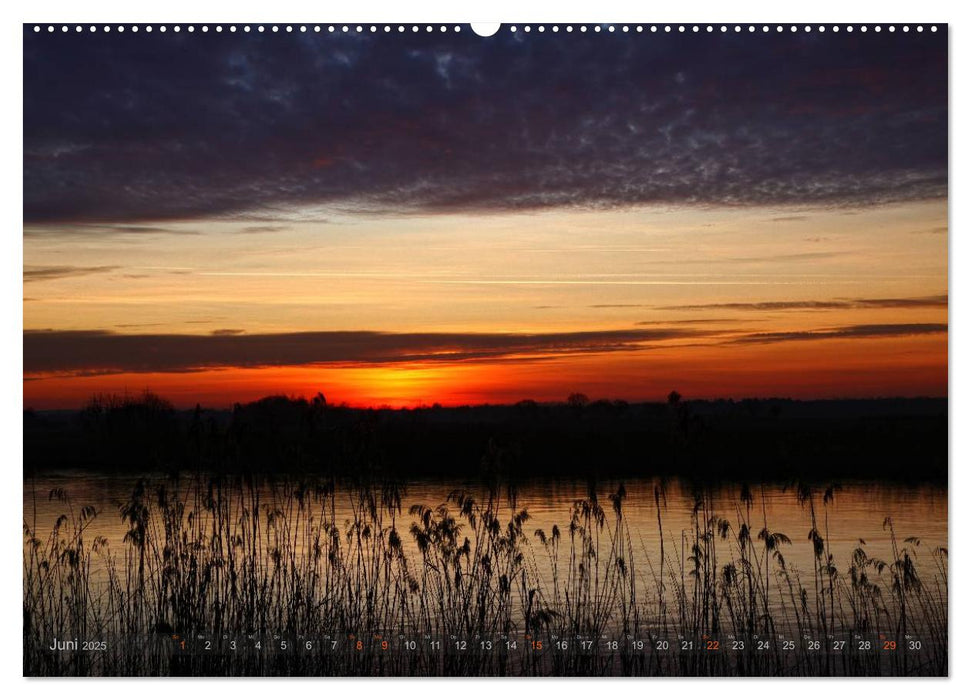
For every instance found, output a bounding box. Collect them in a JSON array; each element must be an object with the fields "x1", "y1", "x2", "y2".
[{"x1": 24, "y1": 396, "x2": 948, "y2": 483}]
